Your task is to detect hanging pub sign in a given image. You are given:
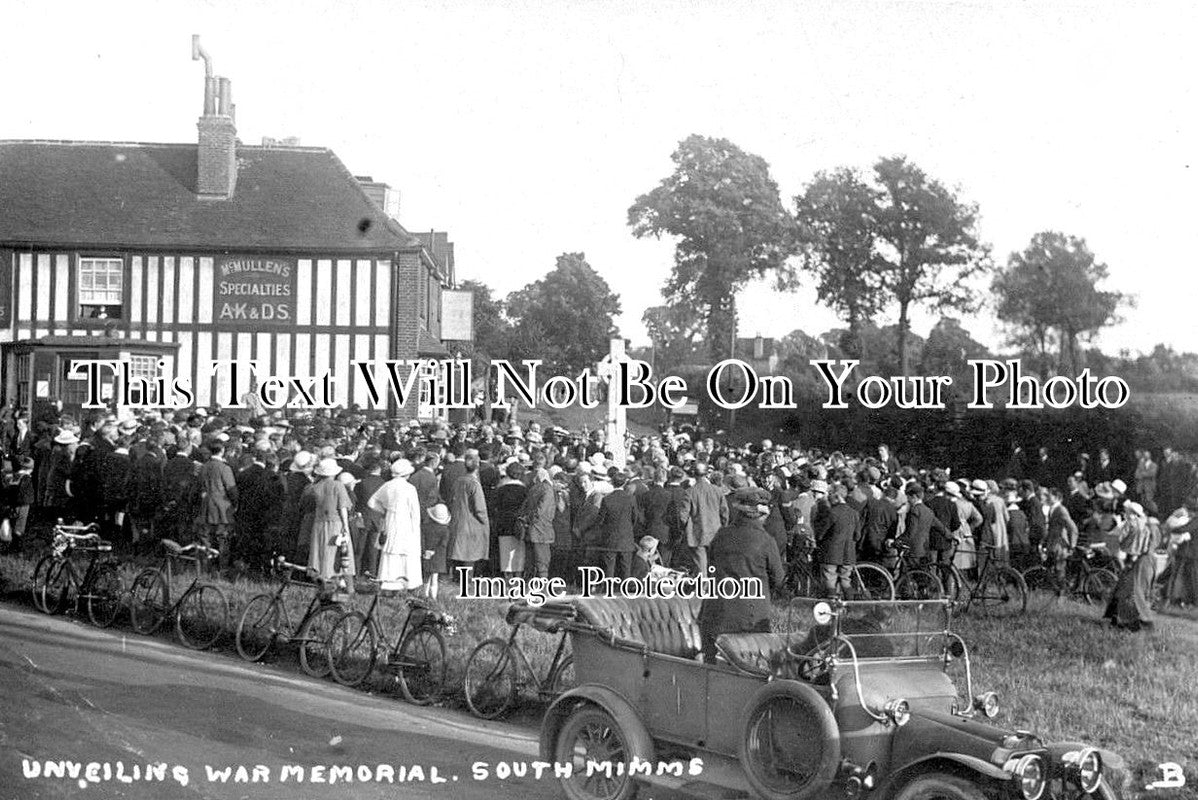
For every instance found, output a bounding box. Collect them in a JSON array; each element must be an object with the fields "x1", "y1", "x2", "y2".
[
  {"x1": 213, "y1": 256, "x2": 297, "y2": 325},
  {"x1": 0, "y1": 257, "x2": 11, "y2": 327}
]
